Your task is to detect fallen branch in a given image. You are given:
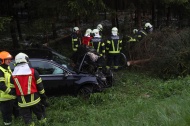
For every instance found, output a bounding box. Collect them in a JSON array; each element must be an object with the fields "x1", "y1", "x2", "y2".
[
  {"x1": 43, "y1": 34, "x2": 71, "y2": 46},
  {"x1": 127, "y1": 58, "x2": 151, "y2": 66}
]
